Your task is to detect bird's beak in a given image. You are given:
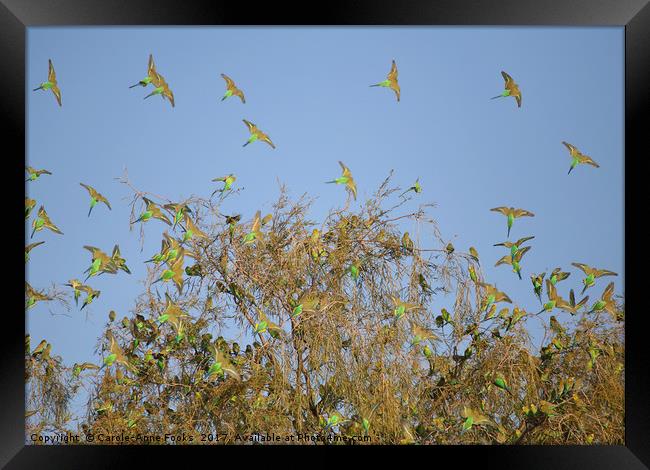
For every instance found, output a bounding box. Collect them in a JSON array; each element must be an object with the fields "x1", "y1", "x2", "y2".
[{"x1": 490, "y1": 95, "x2": 502, "y2": 100}]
